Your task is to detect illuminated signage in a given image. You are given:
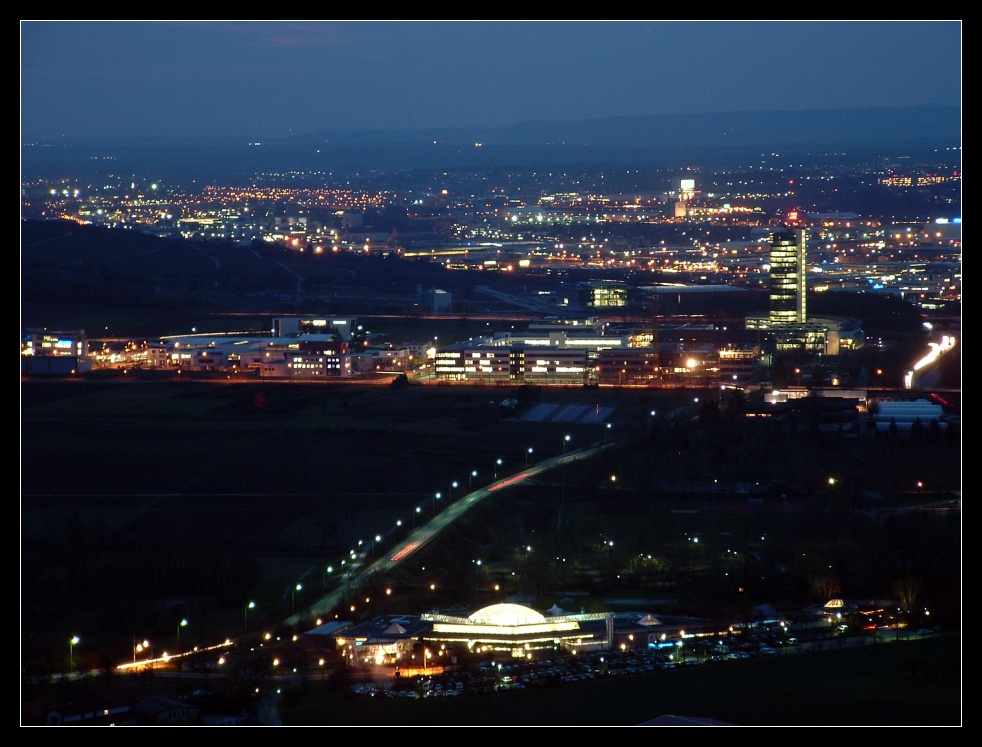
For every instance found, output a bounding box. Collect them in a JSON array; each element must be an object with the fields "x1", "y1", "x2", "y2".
[{"x1": 432, "y1": 621, "x2": 580, "y2": 636}]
